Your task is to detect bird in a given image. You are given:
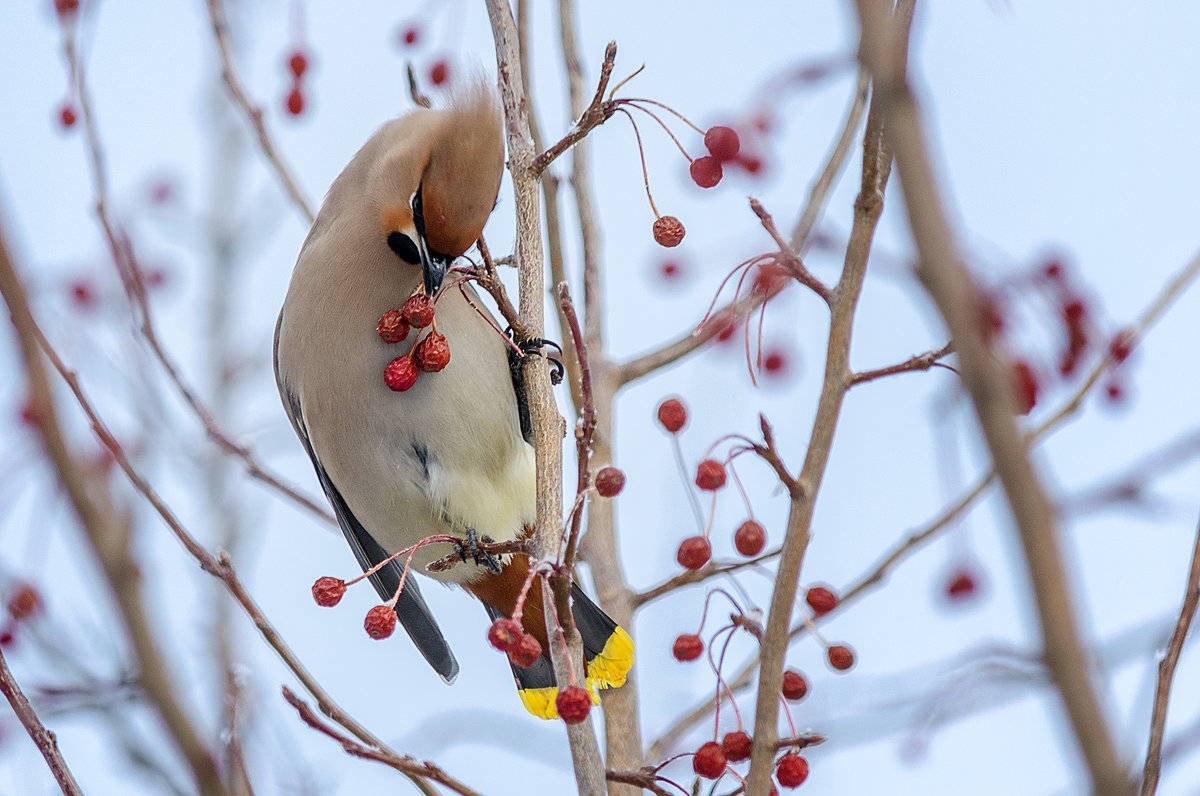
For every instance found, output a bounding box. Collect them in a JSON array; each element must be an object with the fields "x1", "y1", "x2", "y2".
[{"x1": 273, "y1": 83, "x2": 632, "y2": 719}]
